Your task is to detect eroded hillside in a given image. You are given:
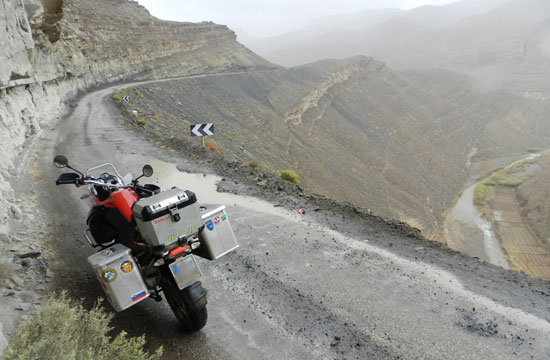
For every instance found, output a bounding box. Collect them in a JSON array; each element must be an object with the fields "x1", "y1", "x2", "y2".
[{"x1": 116, "y1": 57, "x2": 550, "y2": 236}]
